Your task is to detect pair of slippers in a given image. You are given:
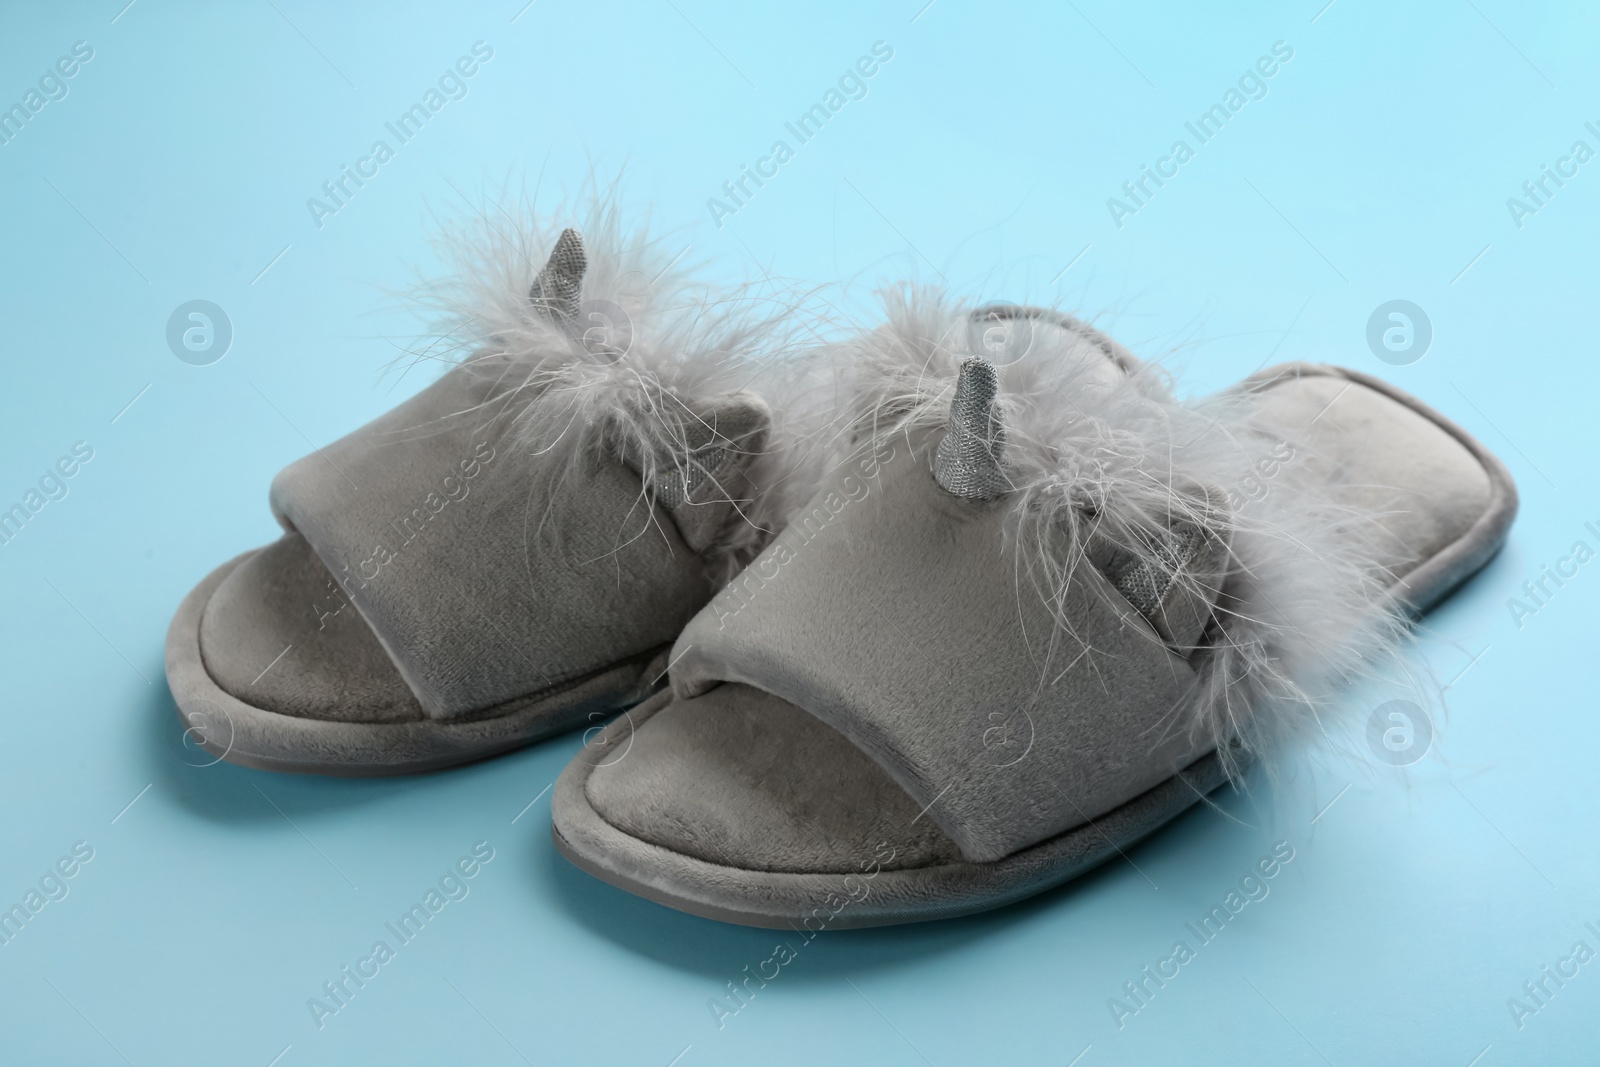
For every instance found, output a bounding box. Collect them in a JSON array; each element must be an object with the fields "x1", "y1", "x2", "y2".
[{"x1": 165, "y1": 210, "x2": 1517, "y2": 929}]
